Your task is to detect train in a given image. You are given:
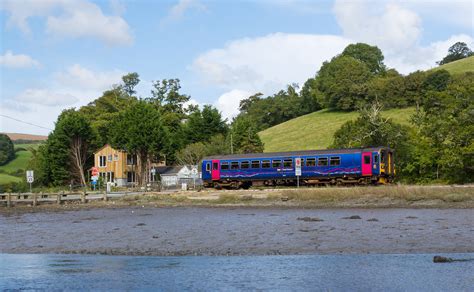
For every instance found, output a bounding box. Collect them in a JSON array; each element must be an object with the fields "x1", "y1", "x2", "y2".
[{"x1": 201, "y1": 147, "x2": 395, "y2": 189}]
